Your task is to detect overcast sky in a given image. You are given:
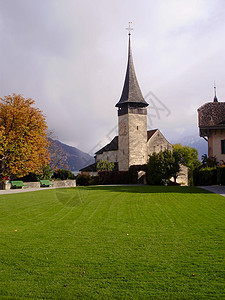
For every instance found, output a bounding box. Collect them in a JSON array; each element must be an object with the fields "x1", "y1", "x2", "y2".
[{"x1": 1, "y1": 0, "x2": 225, "y2": 154}]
